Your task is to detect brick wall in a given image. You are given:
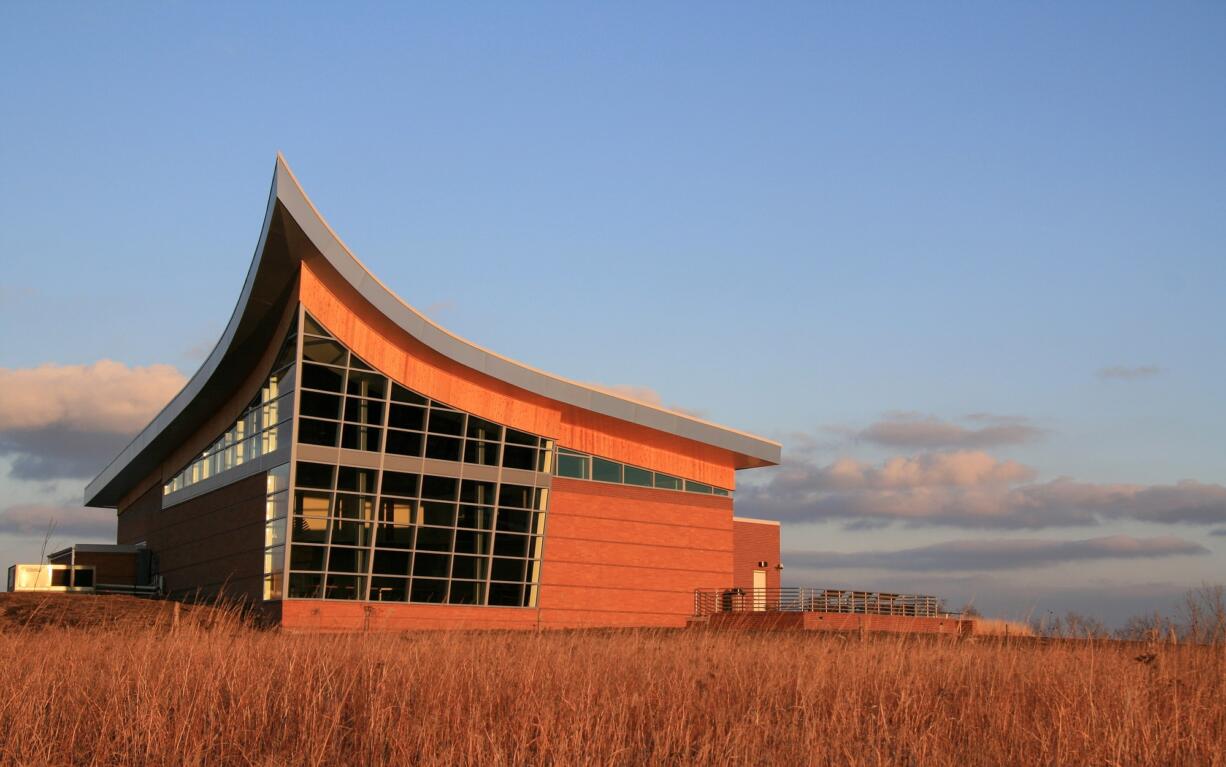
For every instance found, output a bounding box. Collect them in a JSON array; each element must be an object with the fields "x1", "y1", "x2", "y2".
[
  {"x1": 280, "y1": 600, "x2": 541, "y2": 631},
  {"x1": 537, "y1": 478, "x2": 735, "y2": 627},
  {"x1": 117, "y1": 473, "x2": 267, "y2": 602},
  {"x1": 732, "y1": 518, "x2": 781, "y2": 592},
  {"x1": 46, "y1": 551, "x2": 140, "y2": 586}
]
